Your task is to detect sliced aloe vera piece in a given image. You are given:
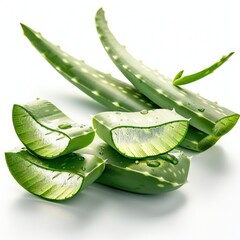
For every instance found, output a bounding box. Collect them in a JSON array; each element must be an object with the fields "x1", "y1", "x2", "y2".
[
  {"x1": 13, "y1": 99, "x2": 95, "y2": 159},
  {"x1": 92, "y1": 109, "x2": 189, "y2": 158},
  {"x1": 79, "y1": 139, "x2": 190, "y2": 194},
  {"x1": 173, "y1": 52, "x2": 234, "y2": 85},
  {"x1": 5, "y1": 149, "x2": 105, "y2": 201},
  {"x1": 21, "y1": 23, "x2": 221, "y2": 152},
  {"x1": 95, "y1": 8, "x2": 239, "y2": 137}
]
